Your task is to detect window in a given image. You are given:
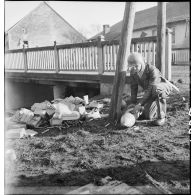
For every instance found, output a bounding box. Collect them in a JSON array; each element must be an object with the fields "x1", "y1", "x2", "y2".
[
  {"x1": 152, "y1": 29, "x2": 157, "y2": 36},
  {"x1": 171, "y1": 27, "x2": 176, "y2": 44}
]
